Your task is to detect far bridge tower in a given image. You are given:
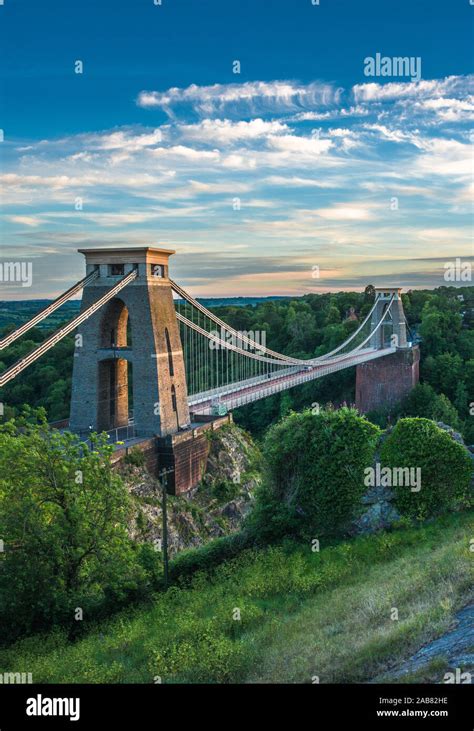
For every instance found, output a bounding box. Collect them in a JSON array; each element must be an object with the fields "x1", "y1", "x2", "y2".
[{"x1": 356, "y1": 287, "x2": 419, "y2": 413}]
